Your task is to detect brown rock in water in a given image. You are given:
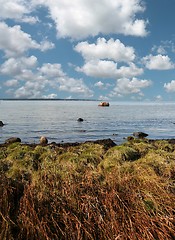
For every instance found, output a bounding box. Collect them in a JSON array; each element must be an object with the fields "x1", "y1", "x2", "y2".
[
  {"x1": 98, "y1": 102, "x2": 110, "y2": 107},
  {"x1": 40, "y1": 136, "x2": 48, "y2": 145}
]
